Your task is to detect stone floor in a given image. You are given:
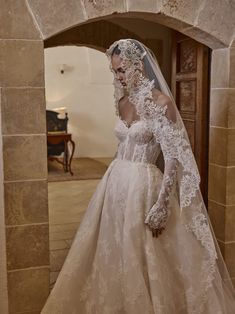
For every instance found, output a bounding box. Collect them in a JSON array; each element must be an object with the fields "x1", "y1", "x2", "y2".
[{"x1": 48, "y1": 157, "x2": 112, "y2": 289}]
